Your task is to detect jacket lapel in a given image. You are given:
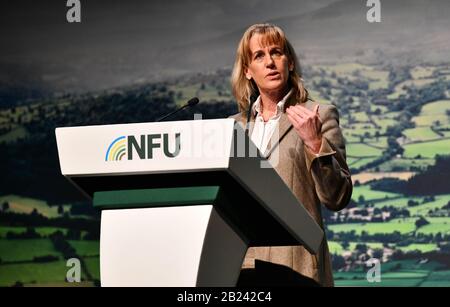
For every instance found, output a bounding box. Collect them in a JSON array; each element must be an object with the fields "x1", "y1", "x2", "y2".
[{"x1": 263, "y1": 112, "x2": 293, "y2": 159}]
